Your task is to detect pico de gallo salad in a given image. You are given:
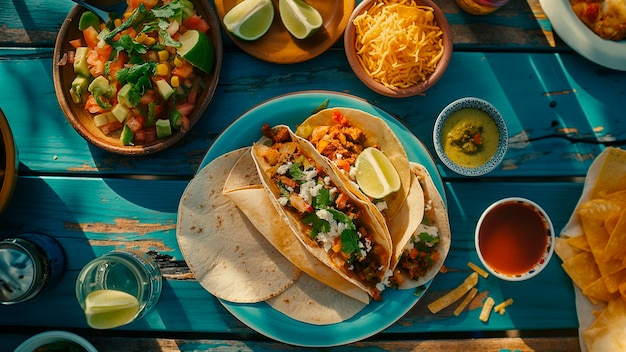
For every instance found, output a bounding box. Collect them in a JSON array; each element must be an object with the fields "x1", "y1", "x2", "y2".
[{"x1": 66, "y1": 0, "x2": 214, "y2": 146}]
